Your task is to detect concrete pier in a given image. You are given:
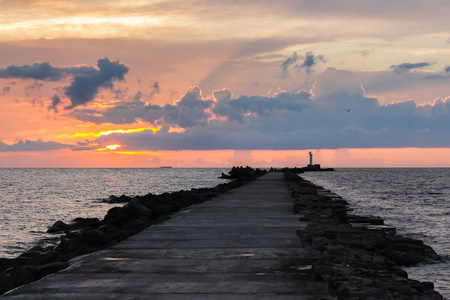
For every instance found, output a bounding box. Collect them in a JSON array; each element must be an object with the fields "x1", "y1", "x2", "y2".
[{"x1": 4, "y1": 172, "x2": 334, "y2": 299}]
